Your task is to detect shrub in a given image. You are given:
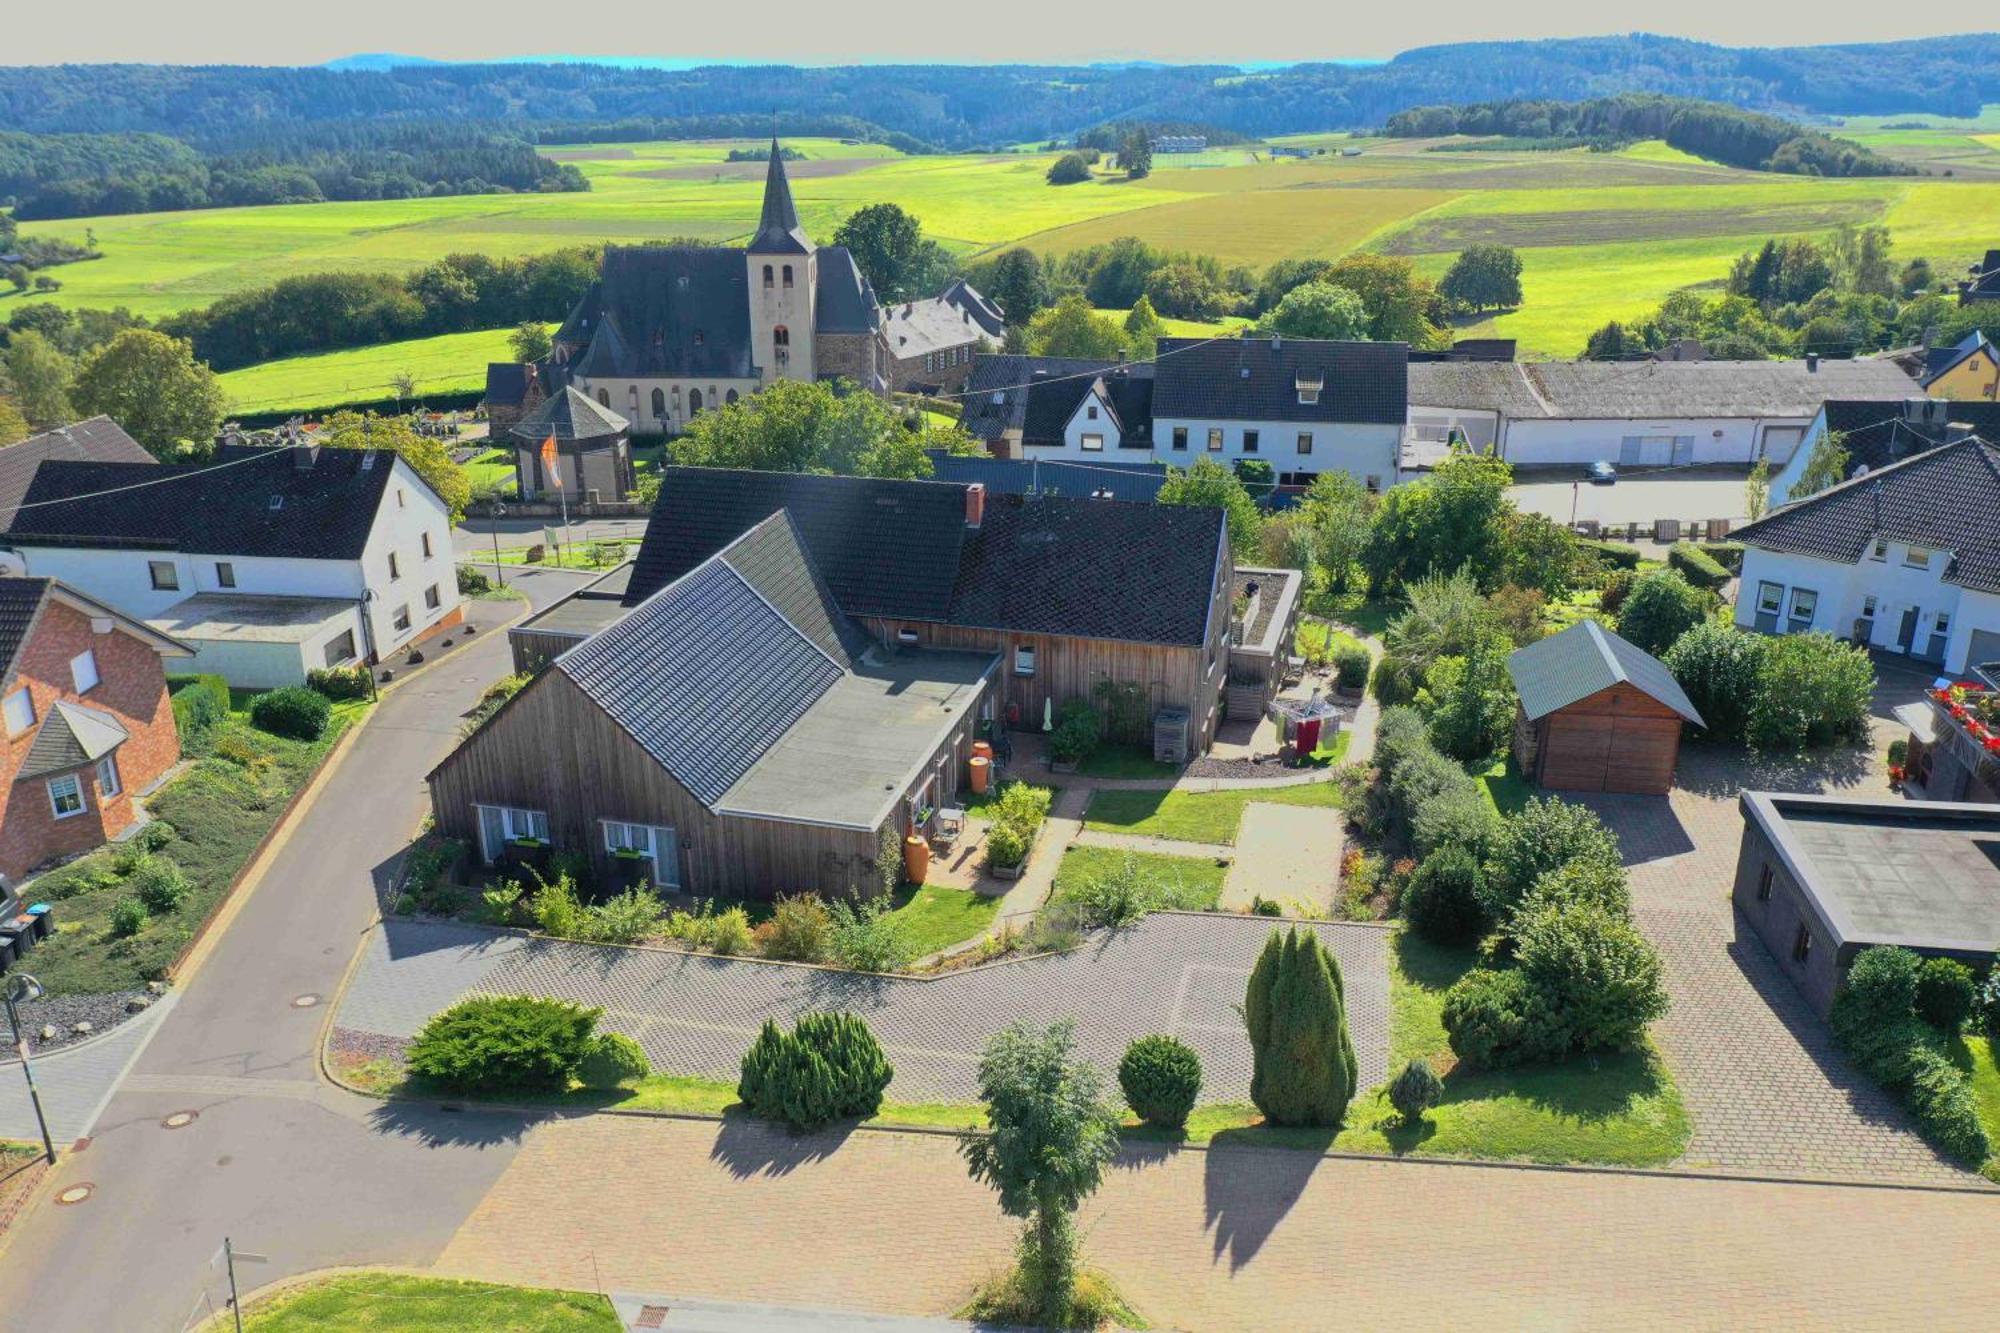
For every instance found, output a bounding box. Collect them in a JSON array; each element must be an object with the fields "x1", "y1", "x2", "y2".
[
  {"x1": 111, "y1": 839, "x2": 151, "y2": 876},
  {"x1": 137, "y1": 820, "x2": 177, "y2": 852},
  {"x1": 1840, "y1": 944, "x2": 1922, "y2": 1024},
  {"x1": 1662, "y1": 621, "x2": 1766, "y2": 739},
  {"x1": 1666, "y1": 542, "x2": 1731, "y2": 591},
  {"x1": 708, "y1": 905, "x2": 755, "y2": 957},
  {"x1": 1065, "y1": 854, "x2": 1161, "y2": 928},
  {"x1": 1831, "y1": 948, "x2": 1992, "y2": 1165},
  {"x1": 1597, "y1": 567, "x2": 1636, "y2": 615},
  {"x1": 249, "y1": 686, "x2": 332, "y2": 741},
  {"x1": 1118, "y1": 1035, "x2": 1202, "y2": 1131},
  {"x1": 1523, "y1": 858, "x2": 1631, "y2": 918},
  {"x1": 457, "y1": 564, "x2": 493, "y2": 595},
  {"x1": 1575, "y1": 538, "x2": 1640, "y2": 571},
  {"x1": 985, "y1": 820, "x2": 1030, "y2": 871},
  {"x1": 762, "y1": 894, "x2": 834, "y2": 962},
  {"x1": 1512, "y1": 899, "x2": 1668, "y2": 1053},
  {"x1": 306, "y1": 664, "x2": 372, "y2": 700},
  {"x1": 1979, "y1": 965, "x2": 2000, "y2": 1032},
  {"x1": 168, "y1": 672, "x2": 231, "y2": 748},
  {"x1": 1047, "y1": 699, "x2": 1103, "y2": 765},
  {"x1": 587, "y1": 886, "x2": 665, "y2": 945},
  {"x1": 527, "y1": 872, "x2": 588, "y2": 939},
  {"x1": 576, "y1": 1032, "x2": 650, "y2": 1090},
  {"x1": 1332, "y1": 644, "x2": 1371, "y2": 690},
  {"x1": 1482, "y1": 797, "x2": 1623, "y2": 923},
  {"x1": 1410, "y1": 782, "x2": 1499, "y2": 859},
  {"x1": 1385, "y1": 747, "x2": 1476, "y2": 840},
  {"x1": 994, "y1": 781, "x2": 1054, "y2": 833},
  {"x1": 1368, "y1": 653, "x2": 1424, "y2": 706},
  {"x1": 1744, "y1": 633, "x2": 1874, "y2": 753},
  {"x1": 1402, "y1": 847, "x2": 1490, "y2": 944},
  {"x1": 1906, "y1": 1045, "x2": 1992, "y2": 1163},
  {"x1": 1387, "y1": 1058, "x2": 1444, "y2": 1126},
  {"x1": 131, "y1": 857, "x2": 191, "y2": 915},
  {"x1": 478, "y1": 882, "x2": 525, "y2": 925},
  {"x1": 406, "y1": 995, "x2": 600, "y2": 1093},
  {"x1": 737, "y1": 1011, "x2": 894, "y2": 1131},
  {"x1": 1371, "y1": 705, "x2": 1433, "y2": 781},
  {"x1": 1615, "y1": 569, "x2": 1712, "y2": 657},
  {"x1": 1420, "y1": 637, "x2": 1516, "y2": 762},
  {"x1": 1441, "y1": 967, "x2": 1540, "y2": 1068},
  {"x1": 110, "y1": 897, "x2": 147, "y2": 938},
  {"x1": 829, "y1": 897, "x2": 916, "y2": 972},
  {"x1": 1916, "y1": 957, "x2": 1977, "y2": 1032},
  {"x1": 1244, "y1": 927, "x2": 1358, "y2": 1127},
  {"x1": 1704, "y1": 541, "x2": 1745, "y2": 573}
]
